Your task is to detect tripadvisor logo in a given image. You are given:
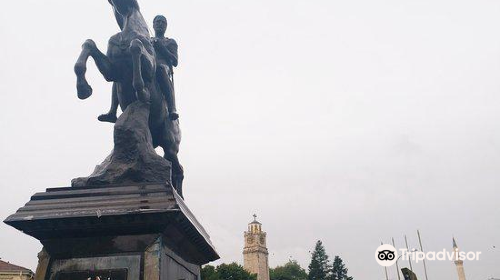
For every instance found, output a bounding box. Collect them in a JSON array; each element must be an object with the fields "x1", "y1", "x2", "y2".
[
  {"x1": 376, "y1": 244, "x2": 398, "y2": 267},
  {"x1": 375, "y1": 244, "x2": 482, "y2": 267}
]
